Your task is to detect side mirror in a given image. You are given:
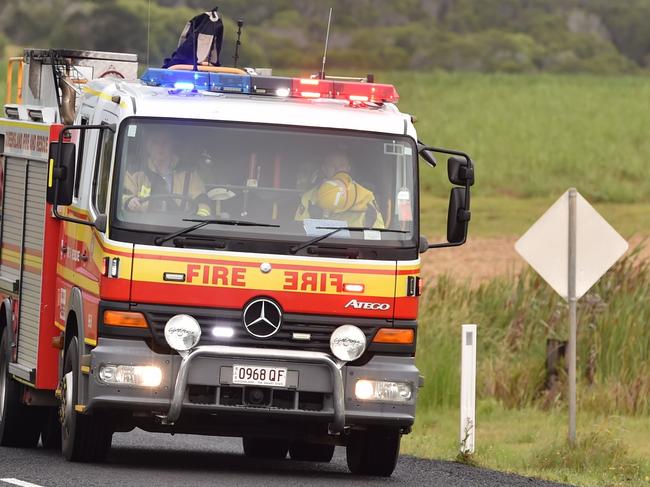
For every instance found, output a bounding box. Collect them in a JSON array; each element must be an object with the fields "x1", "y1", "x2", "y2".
[
  {"x1": 46, "y1": 142, "x2": 76, "y2": 206},
  {"x1": 448, "y1": 156, "x2": 474, "y2": 186},
  {"x1": 419, "y1": 144, "x2": 474, "y2": 250},
  {"x1": 447, "y1": 187, "x2": 470, "y2": 244}
]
